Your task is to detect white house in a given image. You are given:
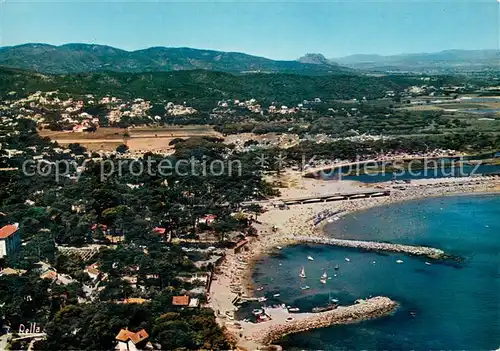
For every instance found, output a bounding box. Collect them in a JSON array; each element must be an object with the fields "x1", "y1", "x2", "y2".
[{"x1": 0, "y1": 223, "x2": 21, "y2": 258}]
